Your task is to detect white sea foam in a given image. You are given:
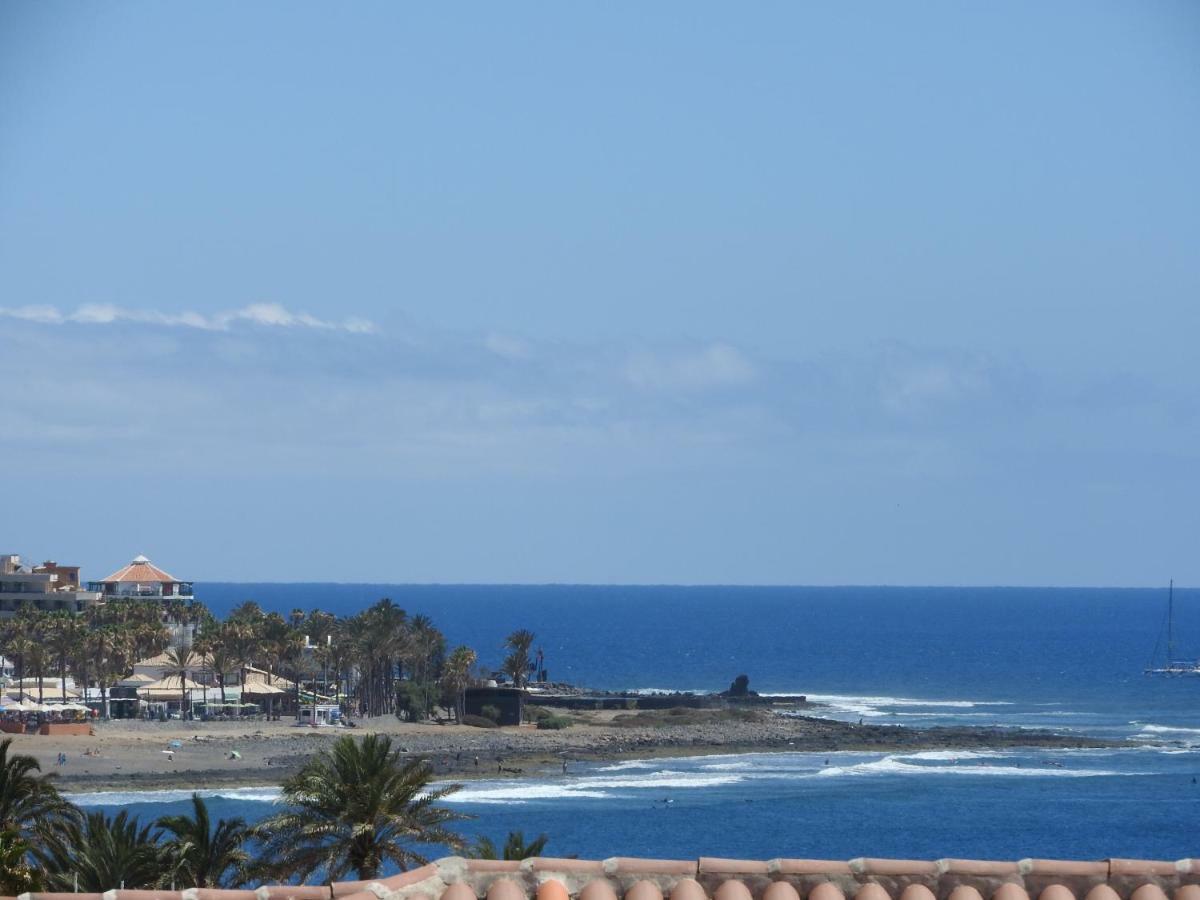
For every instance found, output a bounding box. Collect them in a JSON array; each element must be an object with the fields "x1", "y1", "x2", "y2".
[
  {"x1": 815, "y1": 755, "x2": 1129, "y2": 779},
  {"x1": 70, "y1": 786, "x2": 282, "y2": 807},
  {"x1": 572, "y1": 771, "x2": 745, "y2": 790},
  {"x1": 596, "y1": 759, "x2": 666, "y2": 771},
  {"x1": 803, "y1": 693, "x2": 1013, "y2": 718},
  {"x1": 895, "y1": 750, "x2": 1005, "y2": 761},
  {"x1": 447, "y1": 783, "x2": 615, "y2": 804},
  {"x1": 447, "y1": 769, "x2": 743, "y2": 804},
  {"x1": 1136, "y1": 724, "x2": 1200, "y2": 737}
]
